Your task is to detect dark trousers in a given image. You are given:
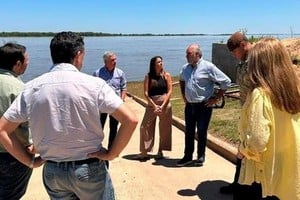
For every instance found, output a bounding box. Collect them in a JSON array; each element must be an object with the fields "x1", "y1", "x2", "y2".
[
  {"x1": 100, "y1": 113, "x2": 119, "y2": 169},
  {"x1": 0, "y1": 153, "x2": 33, "y2": 200},
  {"x1": 184, "y1": 102, "x2": 212, "y2": 160},
  {"x1": 233, "y1": 158, "x2": 242, "y2": 183},
  {"x1": 233, "y1": 159, "x2": 280, "y2": 200},
  {"x1": 233, "y1": 182, "x2": 279, "y2": 200},
  {"x1": 233, "y1": 182, "x2": 262, "y2": 200},
  {"x1": 100, "y1": 113, "x2": 119, "y2": 149}
]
